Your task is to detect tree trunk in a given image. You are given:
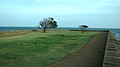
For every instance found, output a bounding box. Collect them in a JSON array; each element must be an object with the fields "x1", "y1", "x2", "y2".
[
  {"x1": 81, "y1": 29, "x2": 84, "y2": 33},
  {"x1": 43, "y1": 27, "x2": 46, "y2": 32}
]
